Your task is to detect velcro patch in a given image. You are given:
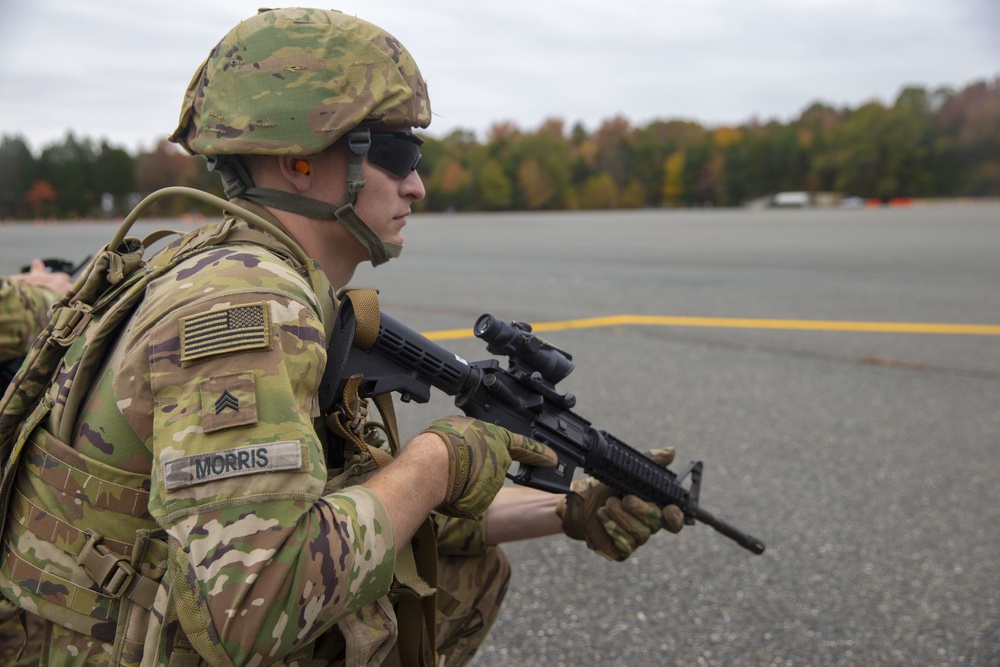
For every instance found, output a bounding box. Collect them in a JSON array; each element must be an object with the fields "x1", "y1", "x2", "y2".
[
  {"x1": 200, "y1": 373, "x2": 258, "y2": 433},
  {"x1": 180, "y1": 302, "x2": 271, "y2": 364},
  {"x1": 162, "y1": 441, "x2": 303, "y2": 491}
]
